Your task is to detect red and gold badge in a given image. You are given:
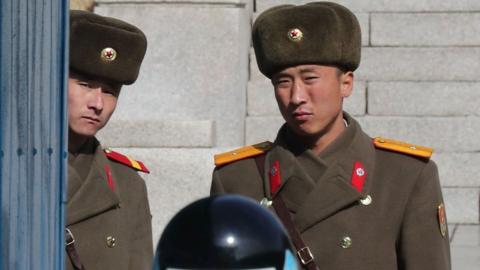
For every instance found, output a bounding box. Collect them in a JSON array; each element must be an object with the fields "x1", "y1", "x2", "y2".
[
  {"x1": 287, "y1": 28, "x2": 304, "y2": 42},
  {"x1": 100, "y1": 47, "x2": 117, "y2": 62}
]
